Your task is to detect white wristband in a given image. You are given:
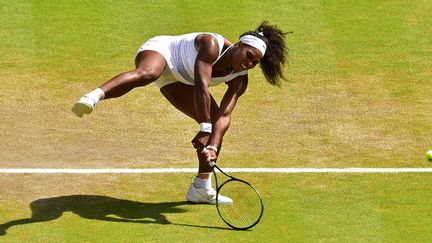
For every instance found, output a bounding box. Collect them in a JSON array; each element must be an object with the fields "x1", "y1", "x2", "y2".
[{"x1": 199, "y1": 123, "x2": 212, "y2": 133}]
